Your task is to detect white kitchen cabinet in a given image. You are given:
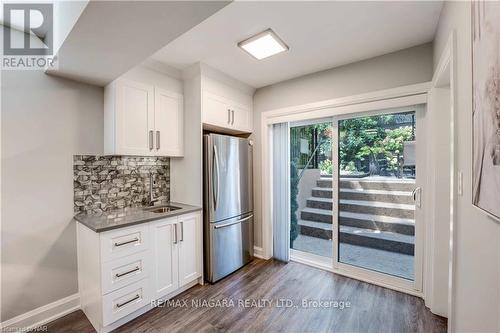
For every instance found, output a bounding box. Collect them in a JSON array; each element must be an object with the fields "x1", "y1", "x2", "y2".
[
  {"x1": 151, "y1": 217, "x2": 179, "y2": 299},
  {"x1": 231, "y1": 103, "x2": 253, "y2": 132},
  {"x1": 178, "y1": 213, "x2": 202, "y2": 287},
  {"x1": 104, "y1": 79, "x2": 184, "y2": 157},
  {"x1": 151, "y1": 212, "x2": 201, "y2": 297},
  {"x1": 202, "y1": 90, "x2": 253, "y2": 133},
  {"x1": 154, "y1": 88, "x2": 183, "y2": 156},
  {"x1": 77, "y1": 210, "x2": 202, "y2": 333},
  {"x1": 107, "y1": 79, "x2": 154, "y2": 156}
]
